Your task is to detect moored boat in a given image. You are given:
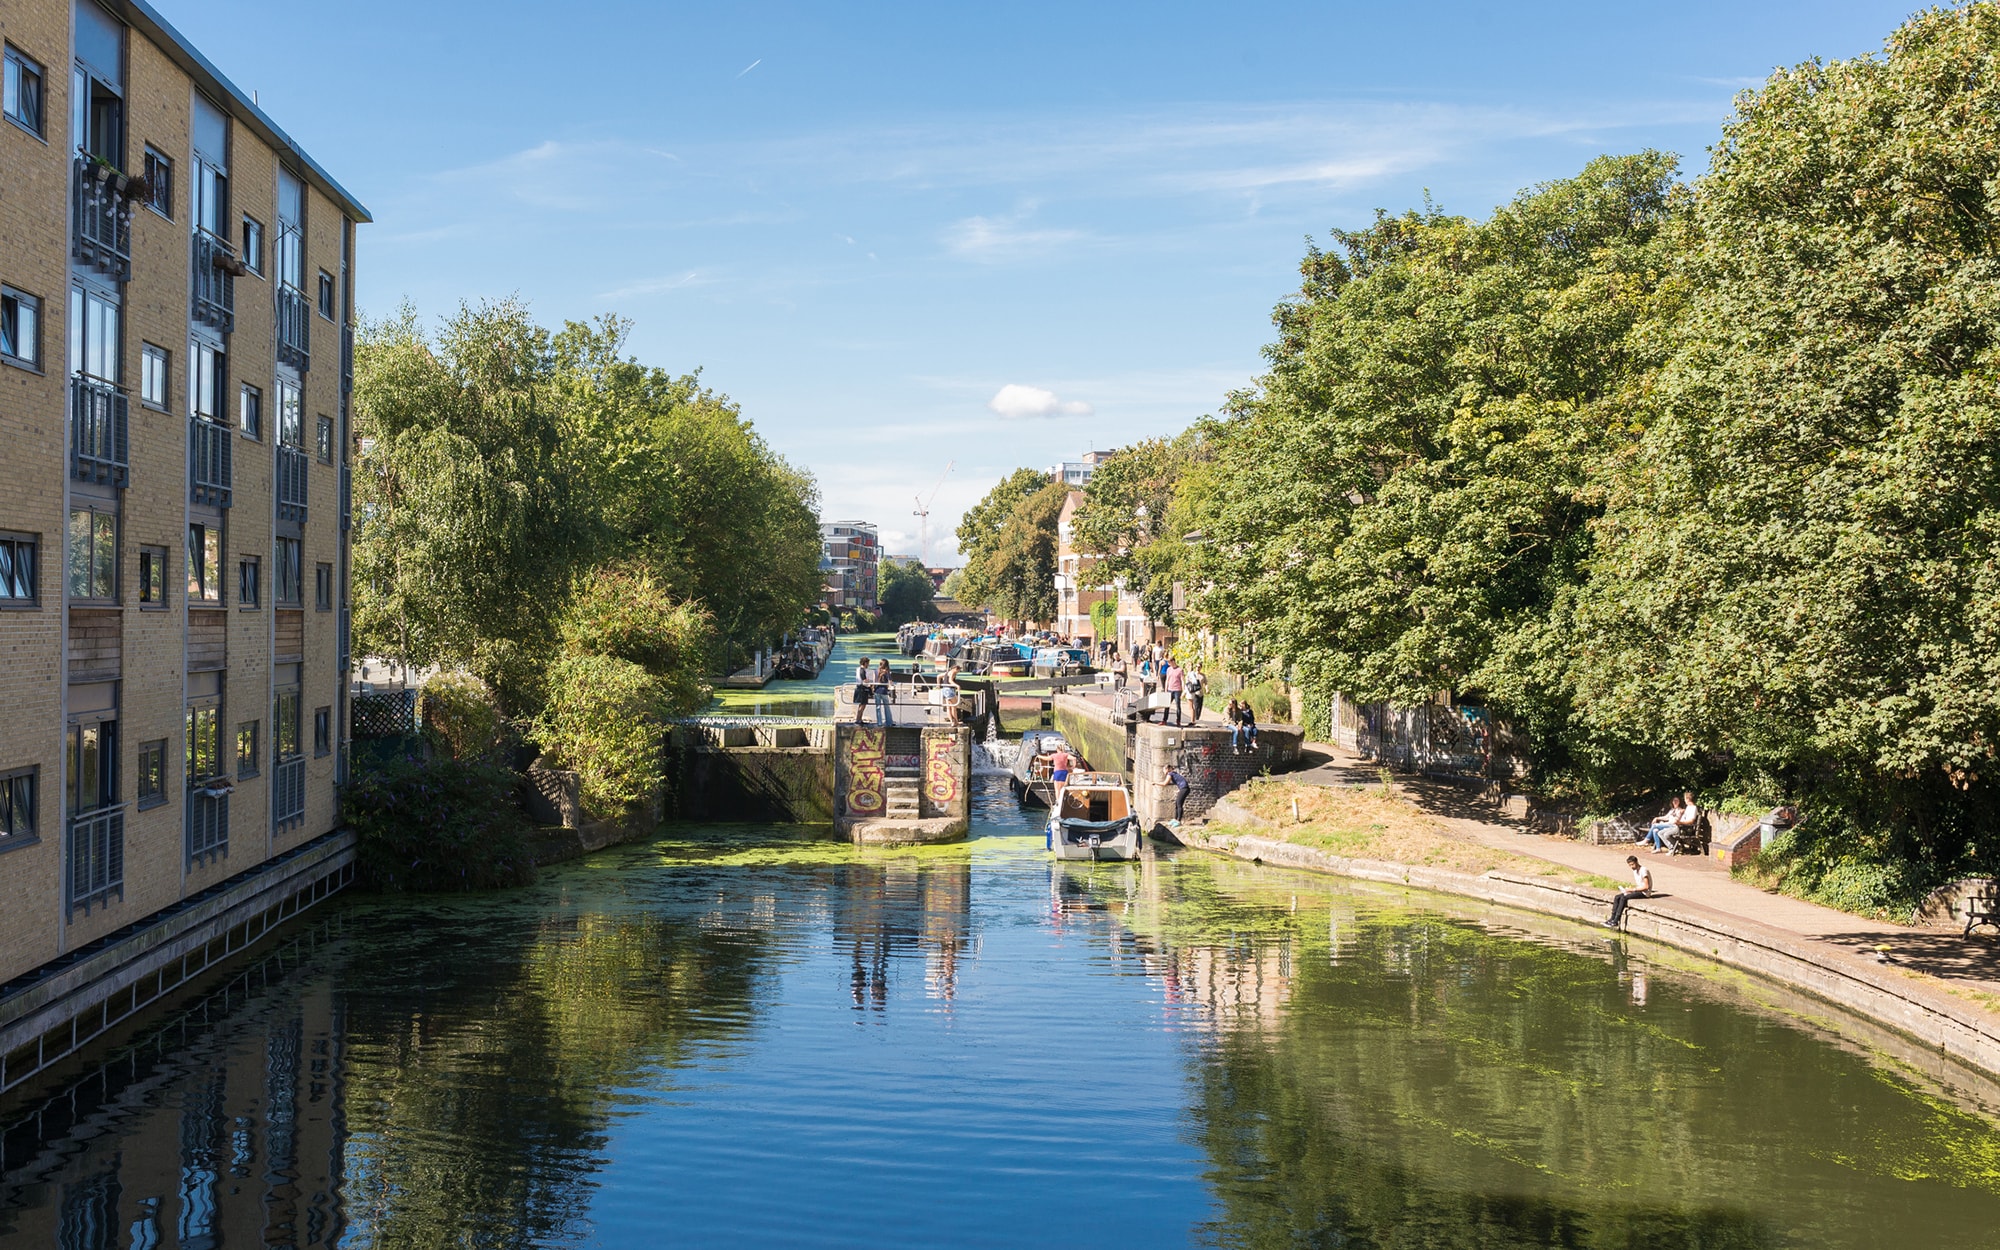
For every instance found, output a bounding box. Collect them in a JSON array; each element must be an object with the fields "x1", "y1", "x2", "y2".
[{"x1": 1046, "y1": 771, "x2": 1140, "y2": 860}]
